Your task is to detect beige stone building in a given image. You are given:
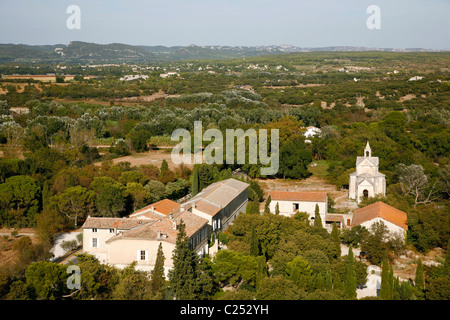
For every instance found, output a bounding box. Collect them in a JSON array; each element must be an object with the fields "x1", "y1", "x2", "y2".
[
  {"x1": 349, "y1": 141, "x2": 386, "y2": 203},
  {"x1": 81, "y1": 178, "x2": 249, "y2": 275}
]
